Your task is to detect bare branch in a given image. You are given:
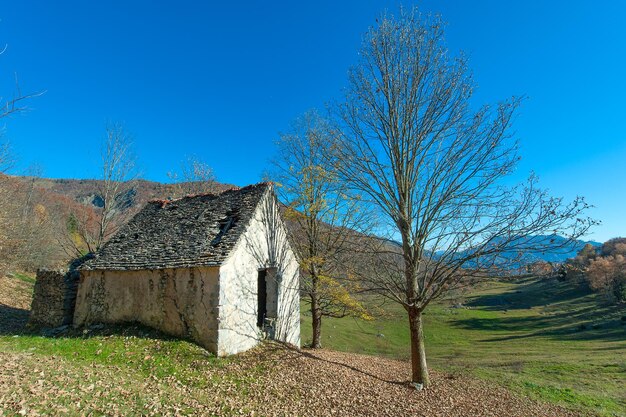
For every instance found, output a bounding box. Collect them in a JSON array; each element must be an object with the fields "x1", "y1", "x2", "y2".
[
  {"x1": 333, "y1": 7, "x2": 596, "y2": 386},
  {"x1": 65, "y1": 123, "x2": 139, "y2": 256},
  {"x1": 166, "y1": 156, "x2": 217, "y2": 198}
]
